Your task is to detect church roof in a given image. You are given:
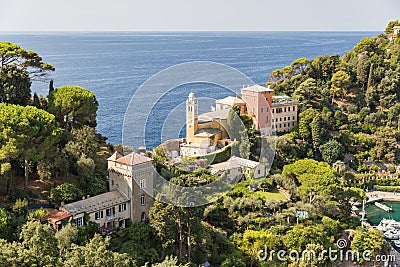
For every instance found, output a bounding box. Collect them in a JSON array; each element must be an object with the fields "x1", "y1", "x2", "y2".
[
  {"x1": 116, "y1": 152, "x2": 153, "y2": 165},
  {"x1": 62, "y1": 189, "x2": 129, "y2": 216},
  {"x1": 241, "y1": 84, "x2": 274, "y2": 93},
  {"x1": 199, "y1": 109, "x2": 230, "y2": 122},
  {"x1": 194, "y1": 128, "x2": 221, "y2": 137},
  {"x1": 216, "y1": 96, "x2": 245, "y2": 106}
]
